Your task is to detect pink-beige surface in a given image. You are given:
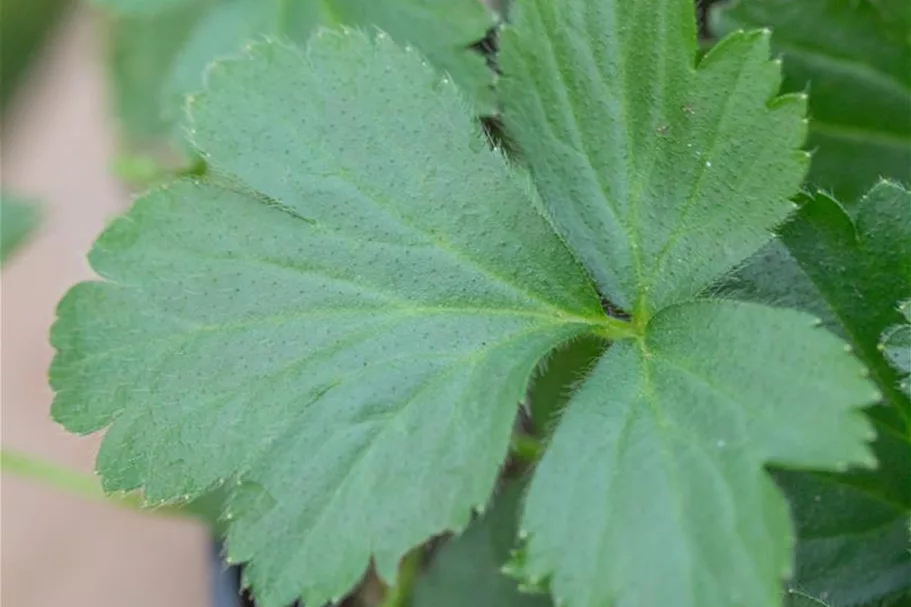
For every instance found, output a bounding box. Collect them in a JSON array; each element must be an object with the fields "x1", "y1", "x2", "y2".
[{"x1": 1, "y1": 7, "x2": 210, "y2": 606}]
